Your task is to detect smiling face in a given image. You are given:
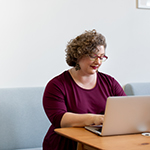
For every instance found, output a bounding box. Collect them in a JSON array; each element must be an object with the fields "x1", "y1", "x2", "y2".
[{"x1": 78, "y1": 45, "x2": 105, "y2": 75}]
